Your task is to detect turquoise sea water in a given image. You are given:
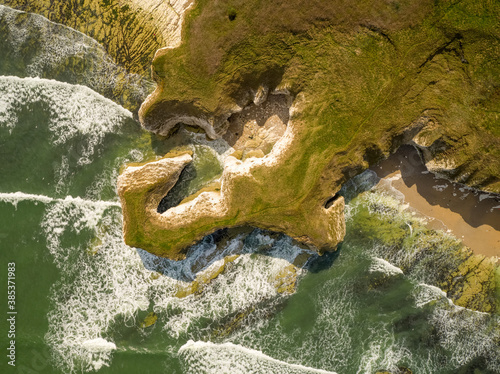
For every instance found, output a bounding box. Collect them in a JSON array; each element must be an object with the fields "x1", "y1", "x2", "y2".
[{"x1": 0, "y1": 6, "x2": 499, "y2": 374}]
